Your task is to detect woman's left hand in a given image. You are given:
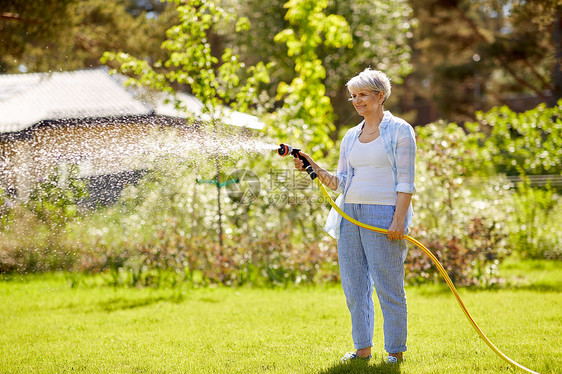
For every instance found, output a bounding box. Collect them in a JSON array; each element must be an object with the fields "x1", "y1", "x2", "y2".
[{"x1": 387, "y1": 219, "x2": 405, "y2": 241}]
